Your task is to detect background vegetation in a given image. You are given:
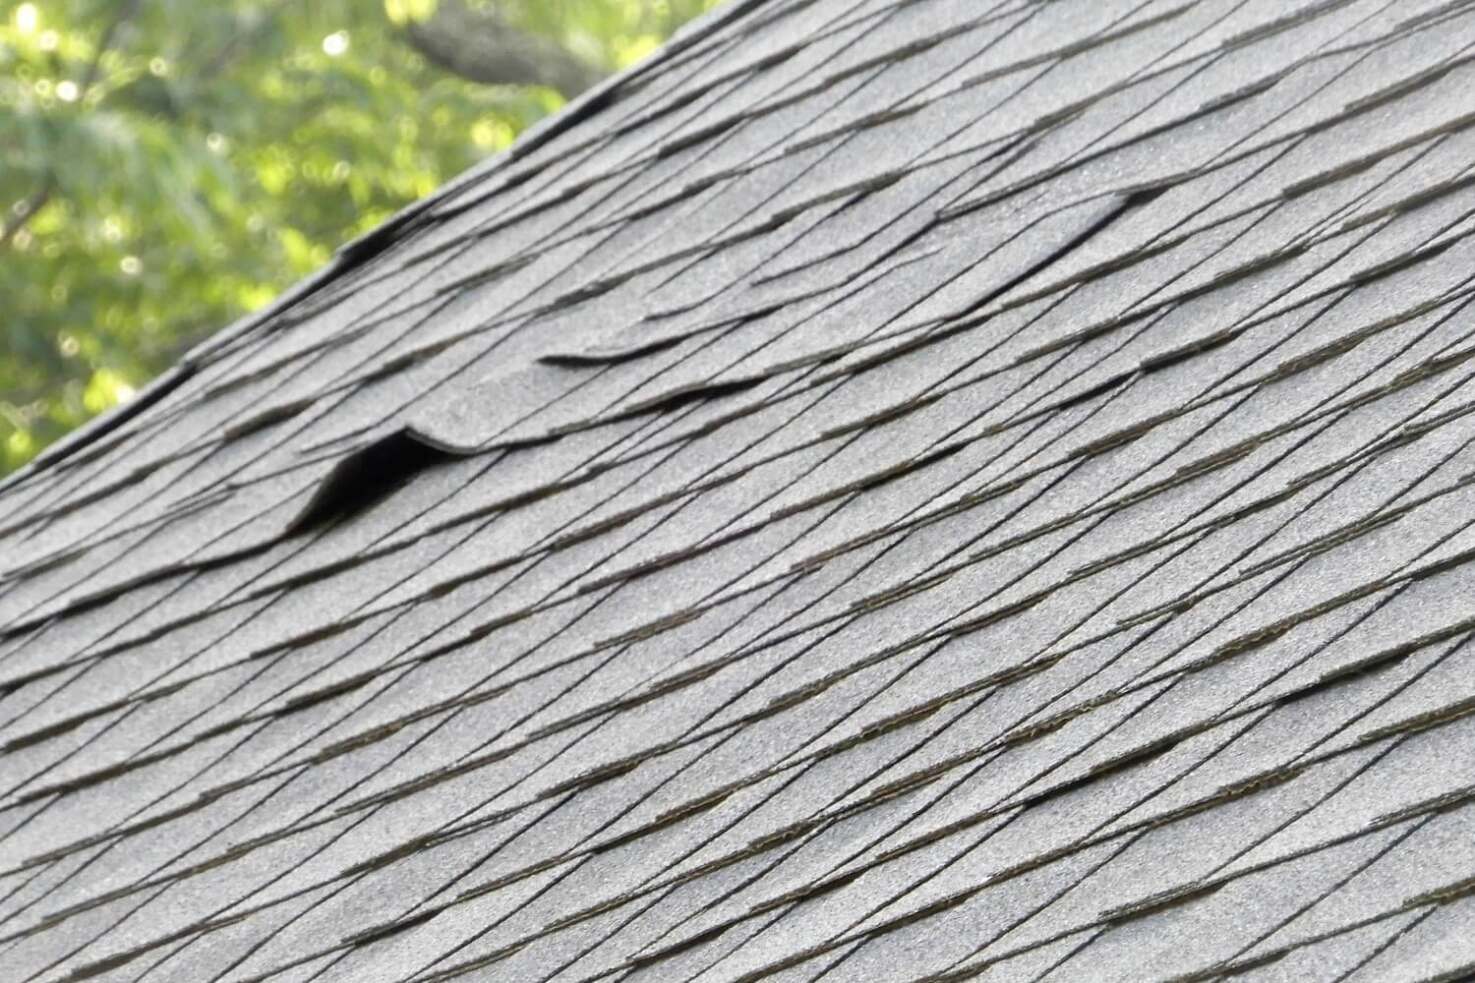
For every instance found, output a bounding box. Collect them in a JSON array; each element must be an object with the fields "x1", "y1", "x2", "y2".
[{"x1": 0, "y1": 0, "x2": 719, "y2": 473}]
